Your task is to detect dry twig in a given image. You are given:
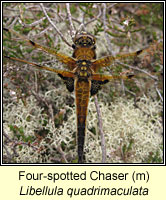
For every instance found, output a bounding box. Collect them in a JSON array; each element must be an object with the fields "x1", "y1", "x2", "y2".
[
  {"x1": 66, "y1": 3, "x2": 76, "y2": 39},
  {"x1": 94, "y1": 96, "x2": 106, "y2": 163},
  {"x1": 40, "y1": 3, "x2": 72, "y2": 47}
]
